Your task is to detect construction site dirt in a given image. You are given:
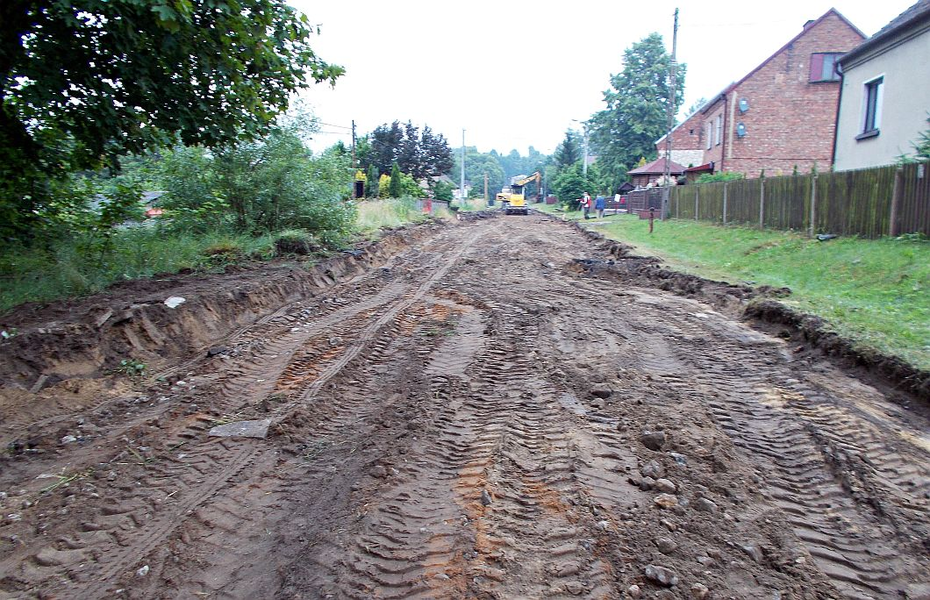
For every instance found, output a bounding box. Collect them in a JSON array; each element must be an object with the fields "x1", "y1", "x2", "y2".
[{"x1": 0, "y1": 212, "x2": 927, "y2": 599}]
